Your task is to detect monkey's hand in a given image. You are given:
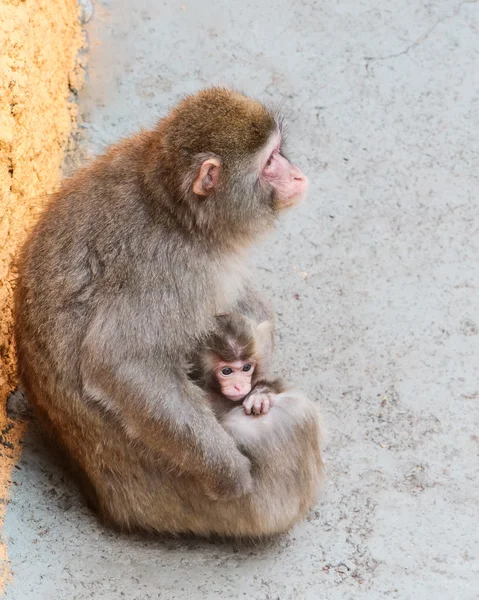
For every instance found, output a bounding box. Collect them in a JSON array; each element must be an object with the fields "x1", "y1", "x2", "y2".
[
  {"x1": 242, "y1": 385, "x2": 277, "y2": 416},
  {"x1": 203, "y1": 453, "x2": 253, "y2": 501}
]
